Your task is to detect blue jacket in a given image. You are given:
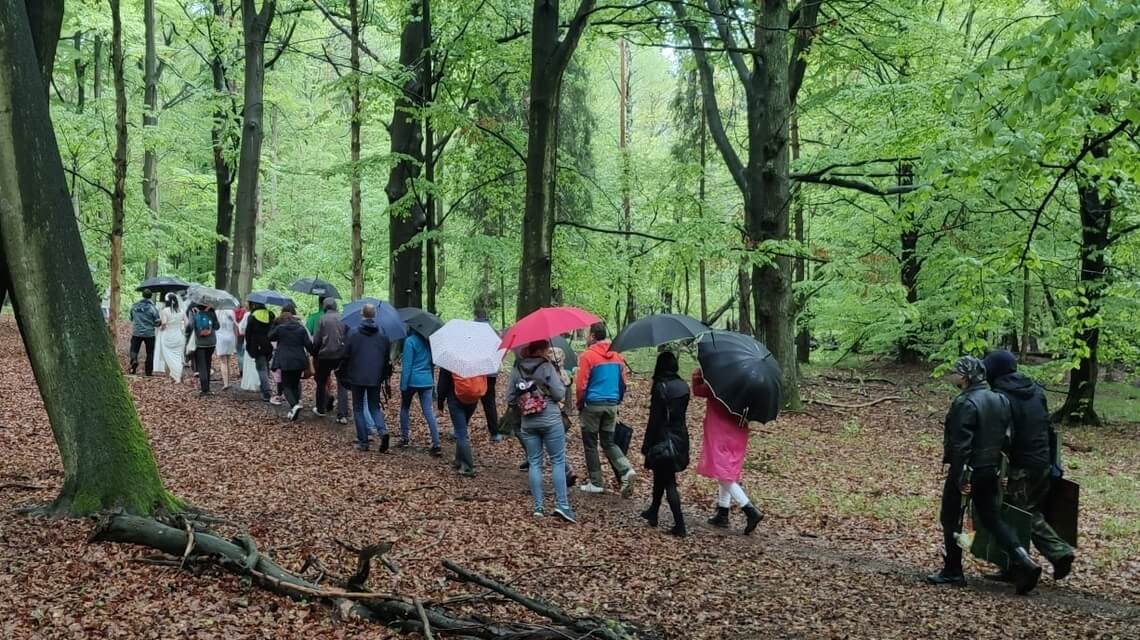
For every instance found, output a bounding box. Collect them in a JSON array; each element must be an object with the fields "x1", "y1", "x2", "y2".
[
  {"x1": 575, "y1": 340, "x2": 627, "y2": 406},
  {"x1": 341, "y1": 319, "x2": 392, "y2": 388},
  {"x1": 400, "y1": 332, "x2": 434, "y2": 390},
  {"x1": 130, "y1": 299, "x2": 160, "y2": 337}
]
